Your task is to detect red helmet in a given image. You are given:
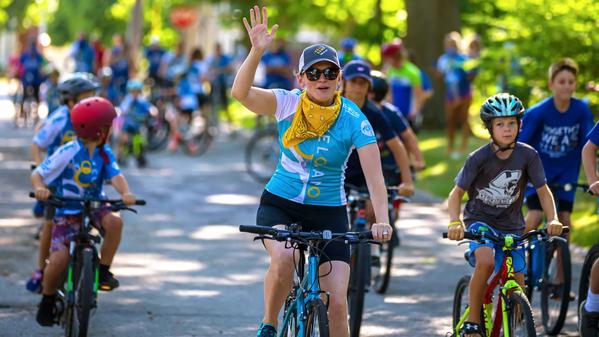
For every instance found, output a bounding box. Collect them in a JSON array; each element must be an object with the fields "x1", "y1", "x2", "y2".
[
  {"x1": 71, "y1": 96, "x2": 116, "y2": 140},
  {"x1": 381, "y1": 39, "x2": 403, "y2": 58}
]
